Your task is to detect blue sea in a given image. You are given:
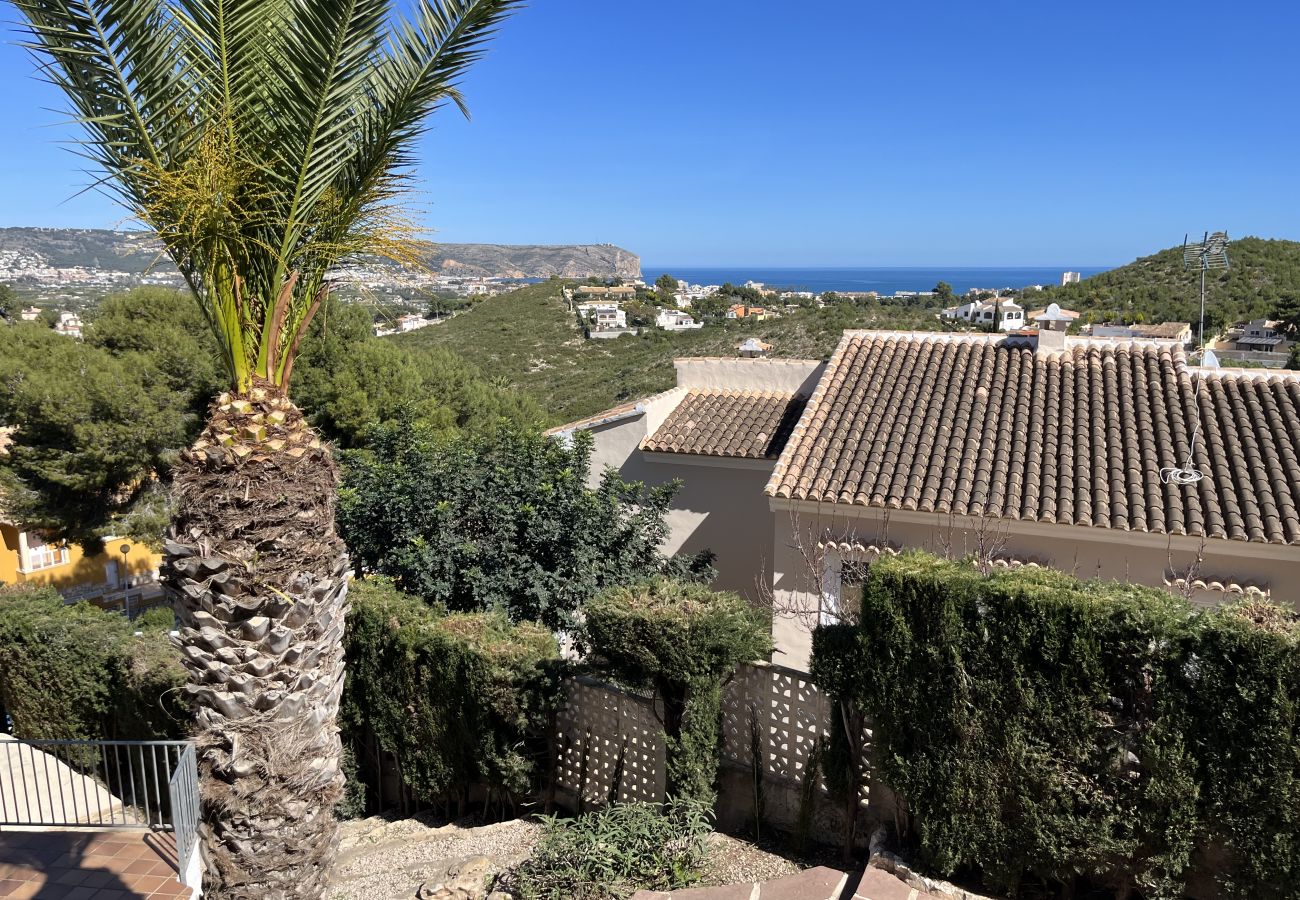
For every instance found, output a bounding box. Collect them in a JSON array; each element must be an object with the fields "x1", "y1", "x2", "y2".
[{"x1": 640, "y1": 266, "x2": 1112, "y2": 296}]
